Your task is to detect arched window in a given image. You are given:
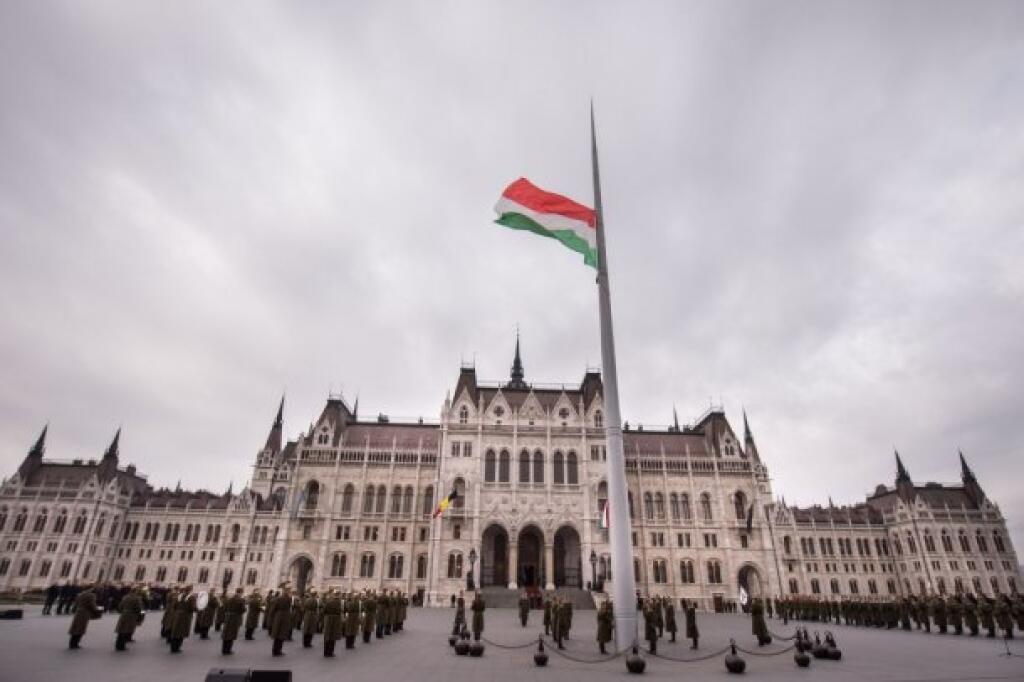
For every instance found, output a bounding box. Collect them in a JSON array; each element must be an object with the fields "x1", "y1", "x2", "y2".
[
  {"x1": 72, "y1": 511, "x2": 88, "y2": 534},
  {"x1": 359, "y1": 553, "x2": 376, "y2": 578},
  {"x1": 679, "y1": 560, "x2": 695, "y2": 583},
  {"x1": 830, "y1": 579, "x2": 840, "y2": 594},
  {"x1": 498, "y1": 450, "x2": 510, "y2": 482},
  {"x1": 422, "y1": 486, "x2": 434, "y2": 516},
  {"x1": 447, "y1": 552, "x2": 463, "y2": 578},
  {"x1": 849, "y1": 579, "x2": 859, "y2": 594},
  {"x1": 594, "y1": 411, "x2": 603, "y2": 428},
  {"x1": 484, "y1": 450, "x2": 496, "y2": 482},
  {"x1": 975, "y1": 531, "x2": 988, "y2": 553},
  {"x1": 519, "y1": 450, "x2": 530, "y2": 483},
  {"x1": 33, "y1": 509, "x2": 48, "y2": 533},
  {"x1": 566, "y1": 451, "x2": 579, "y2": 484},
  {"x1": 416, "y1": 554, "x2": 428, "y2": 579},
  {"x1": 680, "y1": 494, "x2": 691, "y2": 521},
  {"x1": 533, "y1": 451, "x2": 544, "y2": 483},
  {"x1": 272, "y1": 487, "x2": 287, "y2": 510},
  {"x1": 941, "y1": 529, "x2": 953, "y2": 553},
  {"x1": 700, "y1": 493, "x2": 713, "y2": 522},
  {"x1": 597, "y1": 481, "x2": 608, "y2": 516},
  {"x1": 937, "y1": 577, "x2": 946, "y2": 595},
  {"x1": 652, "y1": 559, "x2": 668, "y2": 584},
  {"x1": 868, "y1": 578, "x2": 878, "y2": 595},
  {"x1": 670, "y1": 494, "x2": 680, "y2": 520},
  {"x1": 391, "y1": 485, "x2": 403, "y2": 514},
  {"x1": 958, "y1": 530, "x2": 970, "y2": 552},
  {"x1": 923, "y1": 531, "x2": 936, "y2": 553},
  {"x1": 643, "y1": 493, "x2": 654, "y2": 520},
  {"x1": 788, "y1": 578, "x2": 799, "y2": 594},
  {"x1": 706, "y1": 560, "x2": 722, "y2": 584},
  {"x1": 452, "y1": 478, "x2": 466, "y2": 508},
  {"x1": 388, "y1": 554, "x2": 404, "y2": 579},
  {"x1": 654, "y1": 492, "x2": 665, "y2": 519},
  {"x1": 403, "y1": 486, "x2": 414, "y2": 514},
  {"x1": 734, "y1": 491, "x2": 747, "y2": 520},
  {"x1": 305, "y1": 480, "x2": 320, "y2": 510},
  {"x1": 13, "y1": 509, "x2": 27, "y2": 532},
  {"x1": 363, "y1": 485, "x2": 375, "y2": 513},
  {"x1": 906, "y1": 532, "x2": 916, "y2": 554},
  {"x1": 376, "y1": 485, "x2": 387, "y2": 514},
  {"x1": 553, "y1": 451, "x2": 565, "y2": 484},
  {"x1": 342, "y1": 484, "x2": 355, "y2": 514},
  {"x1": 994, "y1": 531, "x2": 1006, "y2": 553},
  {"x1": 459, "y1": 405, "x2": 469, "y2": 424},
  {"x1": 231, "y1": 524, "x2": 240, "y2": 544}
]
